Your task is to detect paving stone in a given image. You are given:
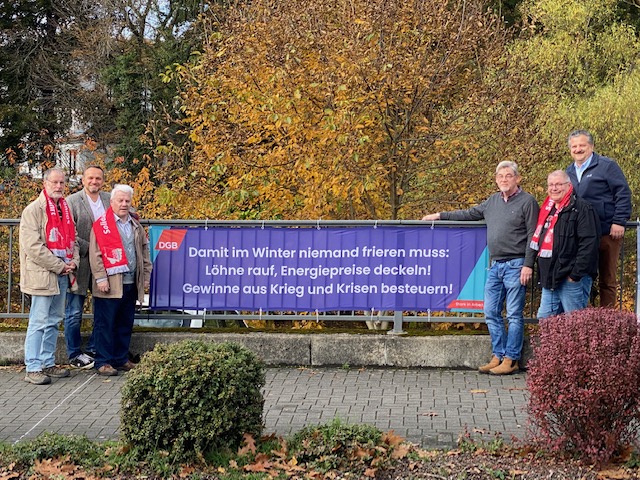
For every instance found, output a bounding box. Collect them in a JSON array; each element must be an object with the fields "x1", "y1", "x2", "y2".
[{"x1": 0, "y1": 367, "x2": 528, "y2": 448}]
